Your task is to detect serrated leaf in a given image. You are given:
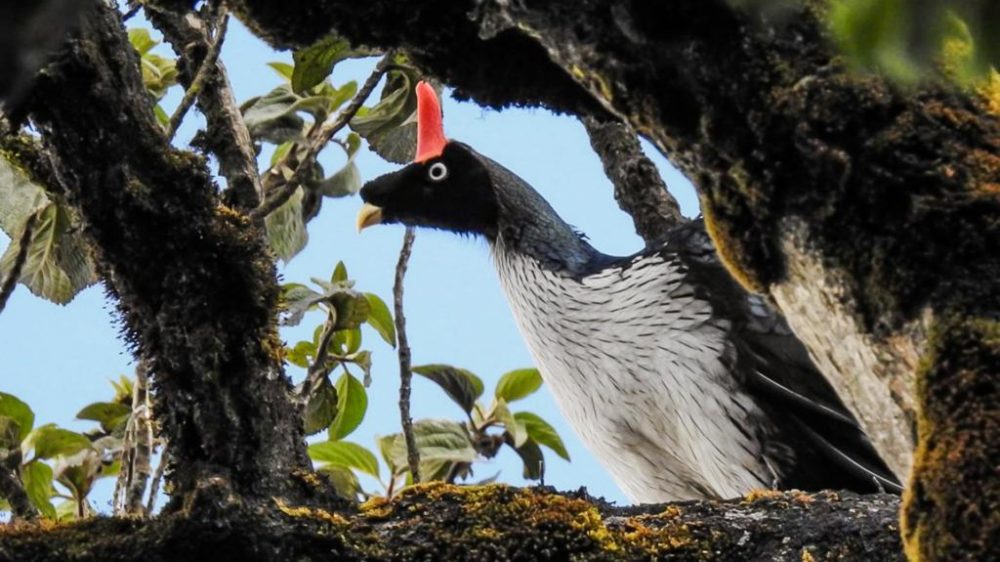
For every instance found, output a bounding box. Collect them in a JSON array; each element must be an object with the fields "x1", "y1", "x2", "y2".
[
  {"x1": 29, "y1": 426, "x2": 91, "y2": 460},
  {"x1": 76, "y1": 402, "x2": 131, "y2": 434},
  {"x1": 268, "y1": 61, "x2": 294, "y2": 81},
  {"x1": 495, "y1": 368, "x2": 543, "y2": 403},
  {"x1": 363, "y1": 292, "x2": 395, "y2": 347},
  {"x1": 412, "y1": 365, "x2": 483, "y2": 414},
  {"x1": 303, "y1": 377, "x2": 339, "y2": 435},
  {"x1": 264, "y1": 186, "x2": 308, "y2": 262},
  {"x1": 309, "y1": 440, "x2": 379, "y2": 477},
  {"x1": 22, "y1": 461, "x2": 56, "y2": 518},
  {"x1": 493, "y1": 399, "x2": 527, "y2": 447},
  {"x1": 1, "y1": 203, "x2": 96, "y2": 304},
  {"x1": 512, "y1": 438, "x2": 545, "y2": 480},
  {"x1": 292, "y1": 37, "x2": 352, "y2": 94},
  {"x1": 317, "y1": 464, "x2": 362, "y2": 500},
  {"x1": 328, "y1": 372, "x2": 367, "y2": 440},
  {"x1": 0, "y1": 392, "x2": 34, "y2": 442},
  {"x1": 514, "y1": 411, "x2": 570, "y2": 461}
]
